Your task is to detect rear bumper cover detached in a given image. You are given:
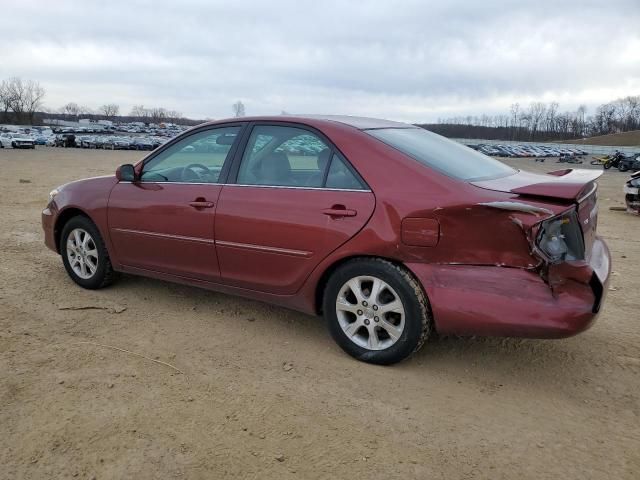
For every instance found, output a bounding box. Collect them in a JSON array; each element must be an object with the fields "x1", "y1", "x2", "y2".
[{"x1": 407, "y1": 237, "x2": 611, "y2": 338}]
